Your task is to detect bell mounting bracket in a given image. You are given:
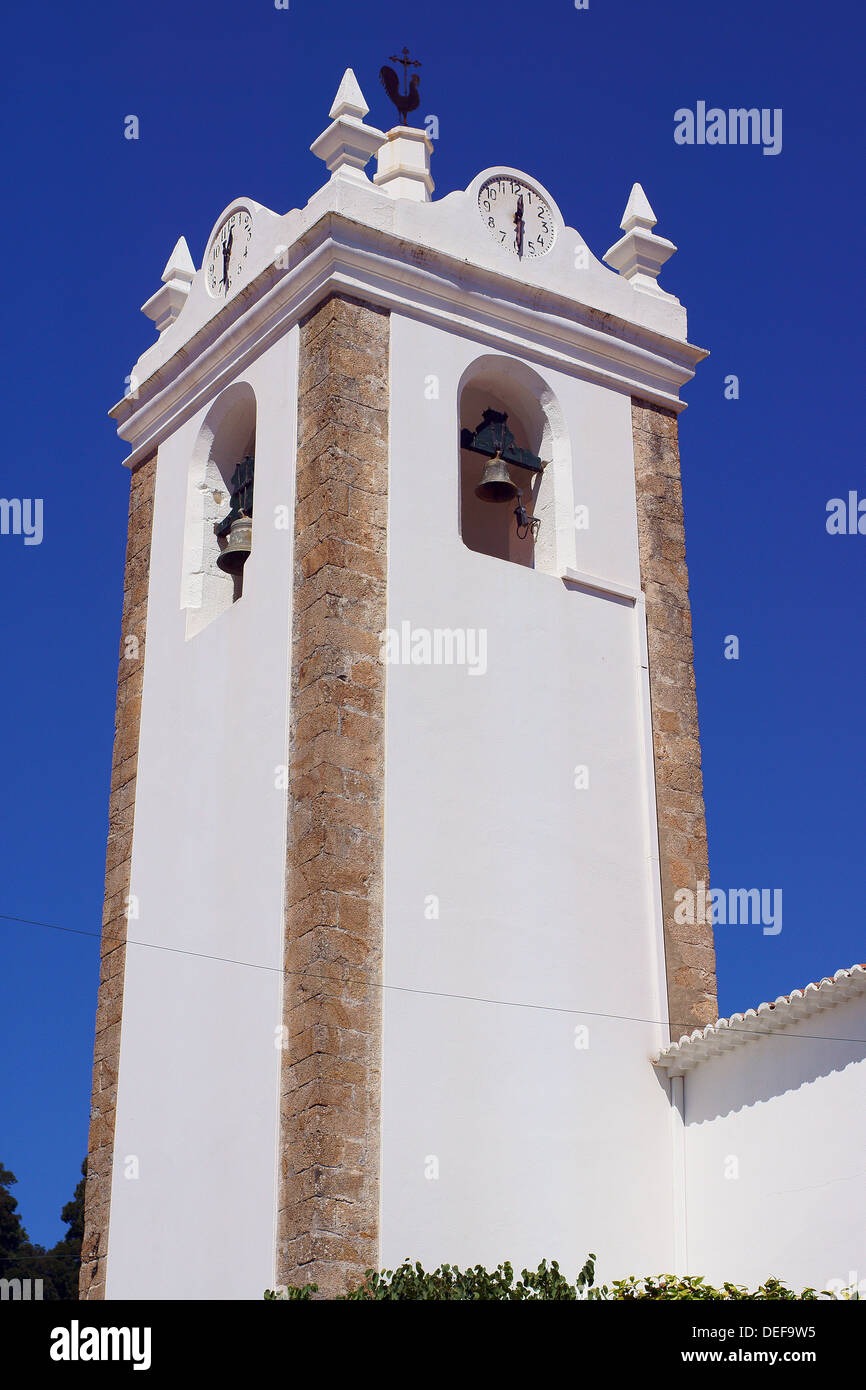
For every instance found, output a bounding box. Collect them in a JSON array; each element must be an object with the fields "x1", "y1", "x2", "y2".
[
  {"x1": 460, "y1": 409, "x2": 547, "y2": 474},
  {"x1": 215, "y1": 455, "x2": 255, "y2": 538}
]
